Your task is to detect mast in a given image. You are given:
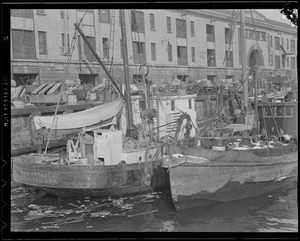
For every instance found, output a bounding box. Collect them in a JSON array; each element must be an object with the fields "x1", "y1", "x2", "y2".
[
  {"x1": 74, "y1": 23, "x2": 125, "y2": 100},
  {"x1": 120, "y1": 10, "x2": 134, "y2": 138},
  {"x1": 240, "y1": 10, "x2": 248, "y2": 108}
]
